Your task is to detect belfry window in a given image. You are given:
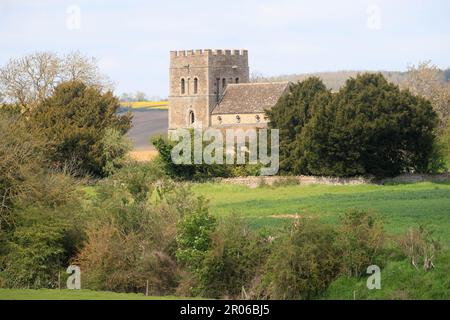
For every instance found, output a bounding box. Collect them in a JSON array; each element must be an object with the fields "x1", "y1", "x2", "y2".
[
  {"x1": 181, "y1": 78, "x2": 186, "y2": 95},
  {"x1": 189, "y1": 110, "x2": 195, "y2": 125},
  {"x1": 194, "y1": 78, "x2": 198, "y2": 94},
  {"x1": 235, "y1": 77, "x2": 239, "y2": 84},
  {"x1": 222, "y1": 78, "x2": 226, "y2": 89}
]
